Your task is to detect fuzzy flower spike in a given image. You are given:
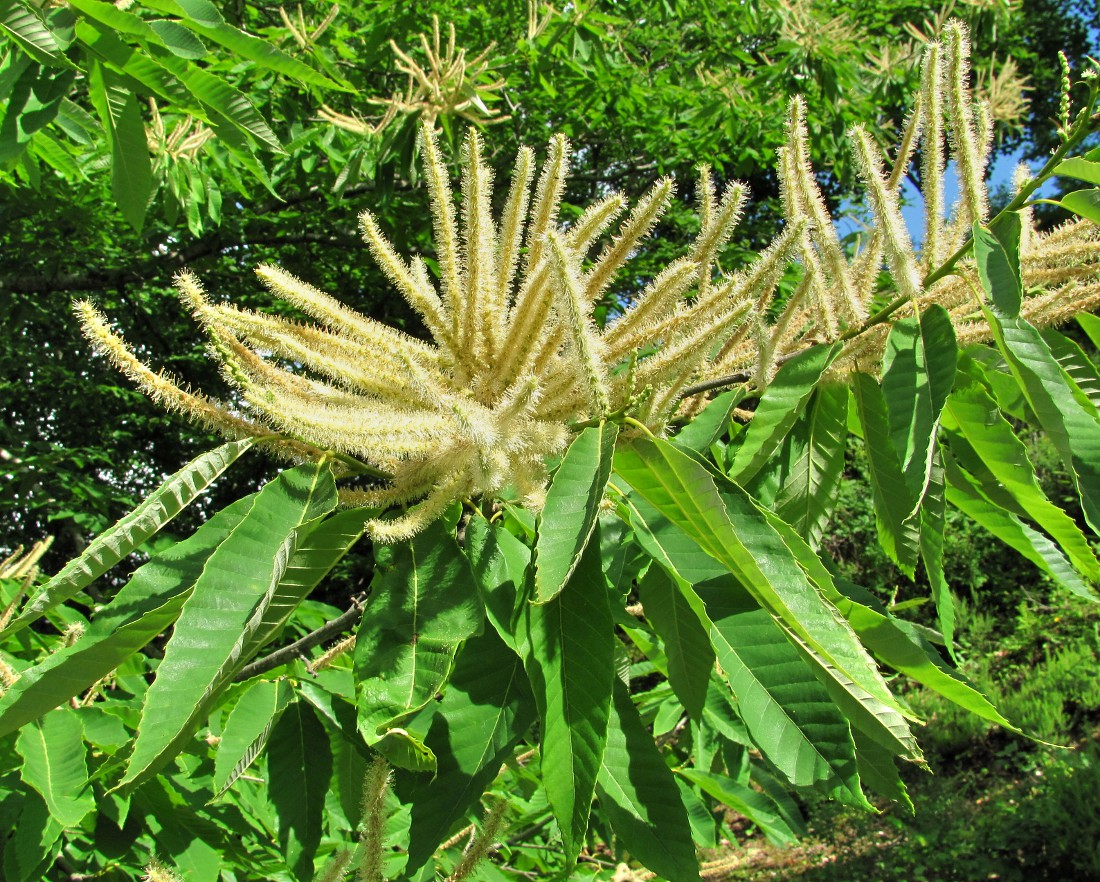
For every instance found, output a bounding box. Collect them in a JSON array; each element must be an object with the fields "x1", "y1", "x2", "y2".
[{"x1": 78, "y1": 22, "x2": 1100, "y2": 542}]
